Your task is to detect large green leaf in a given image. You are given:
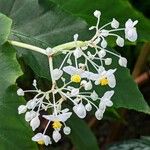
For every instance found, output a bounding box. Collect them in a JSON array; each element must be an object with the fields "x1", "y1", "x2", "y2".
[
  {"x1": 0, "y1": 0, "x2": 149, "y2": 113},
  {"x1": 50, "y1": 0, "x2": 150, "y2": 42},
  {"x1": 0, "y1": 13, "x2": 12, "y2": 45},
  {"x1": 0, "y1": 43, "x2": 38, "y2": 149},
  {"x1": 68, "y1": 115, "x2": 99, "y2": 150}
]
